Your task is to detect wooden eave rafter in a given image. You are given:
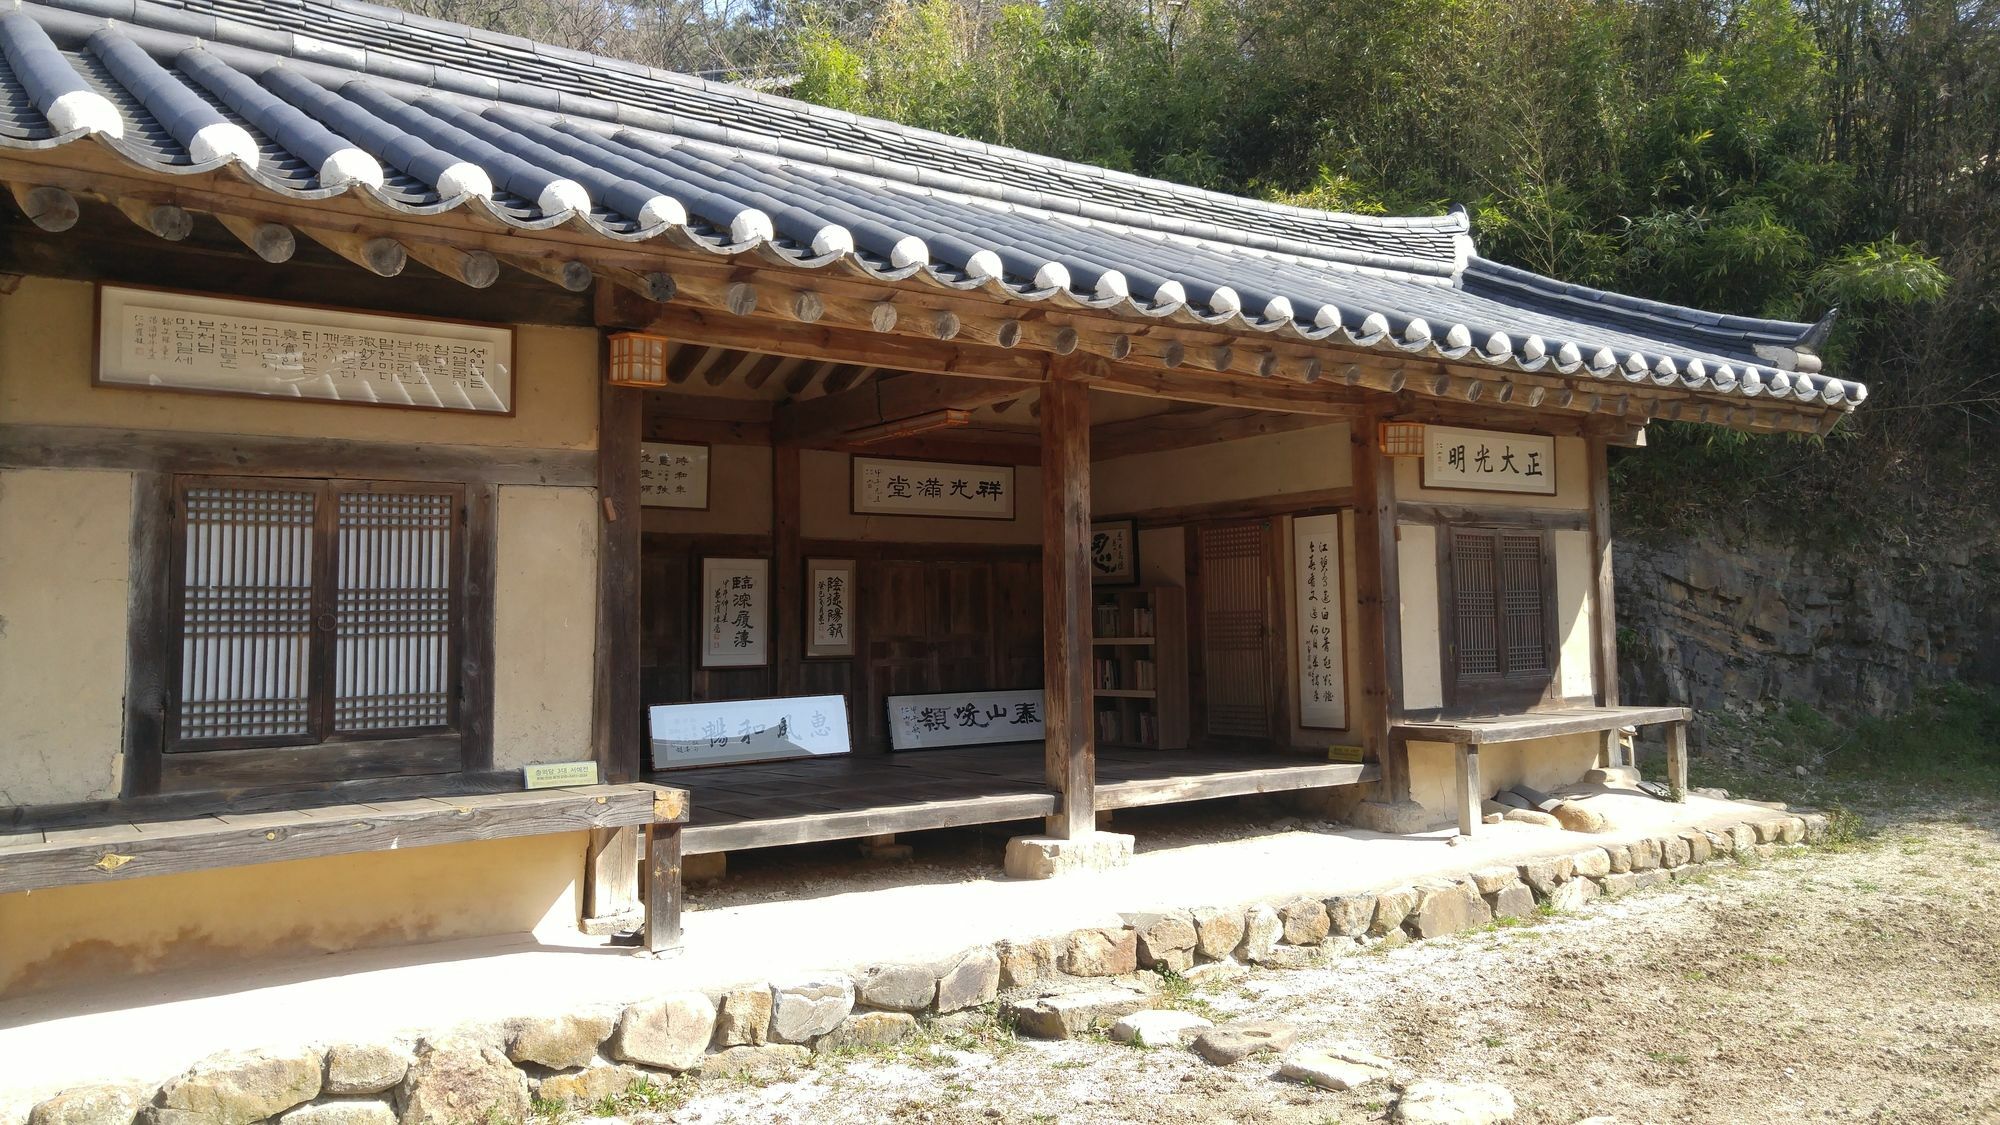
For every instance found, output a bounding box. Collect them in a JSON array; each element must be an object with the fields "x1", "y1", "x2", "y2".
[{"x1": 0, "y1": 145, "x2": 1847, "y2": 437}]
